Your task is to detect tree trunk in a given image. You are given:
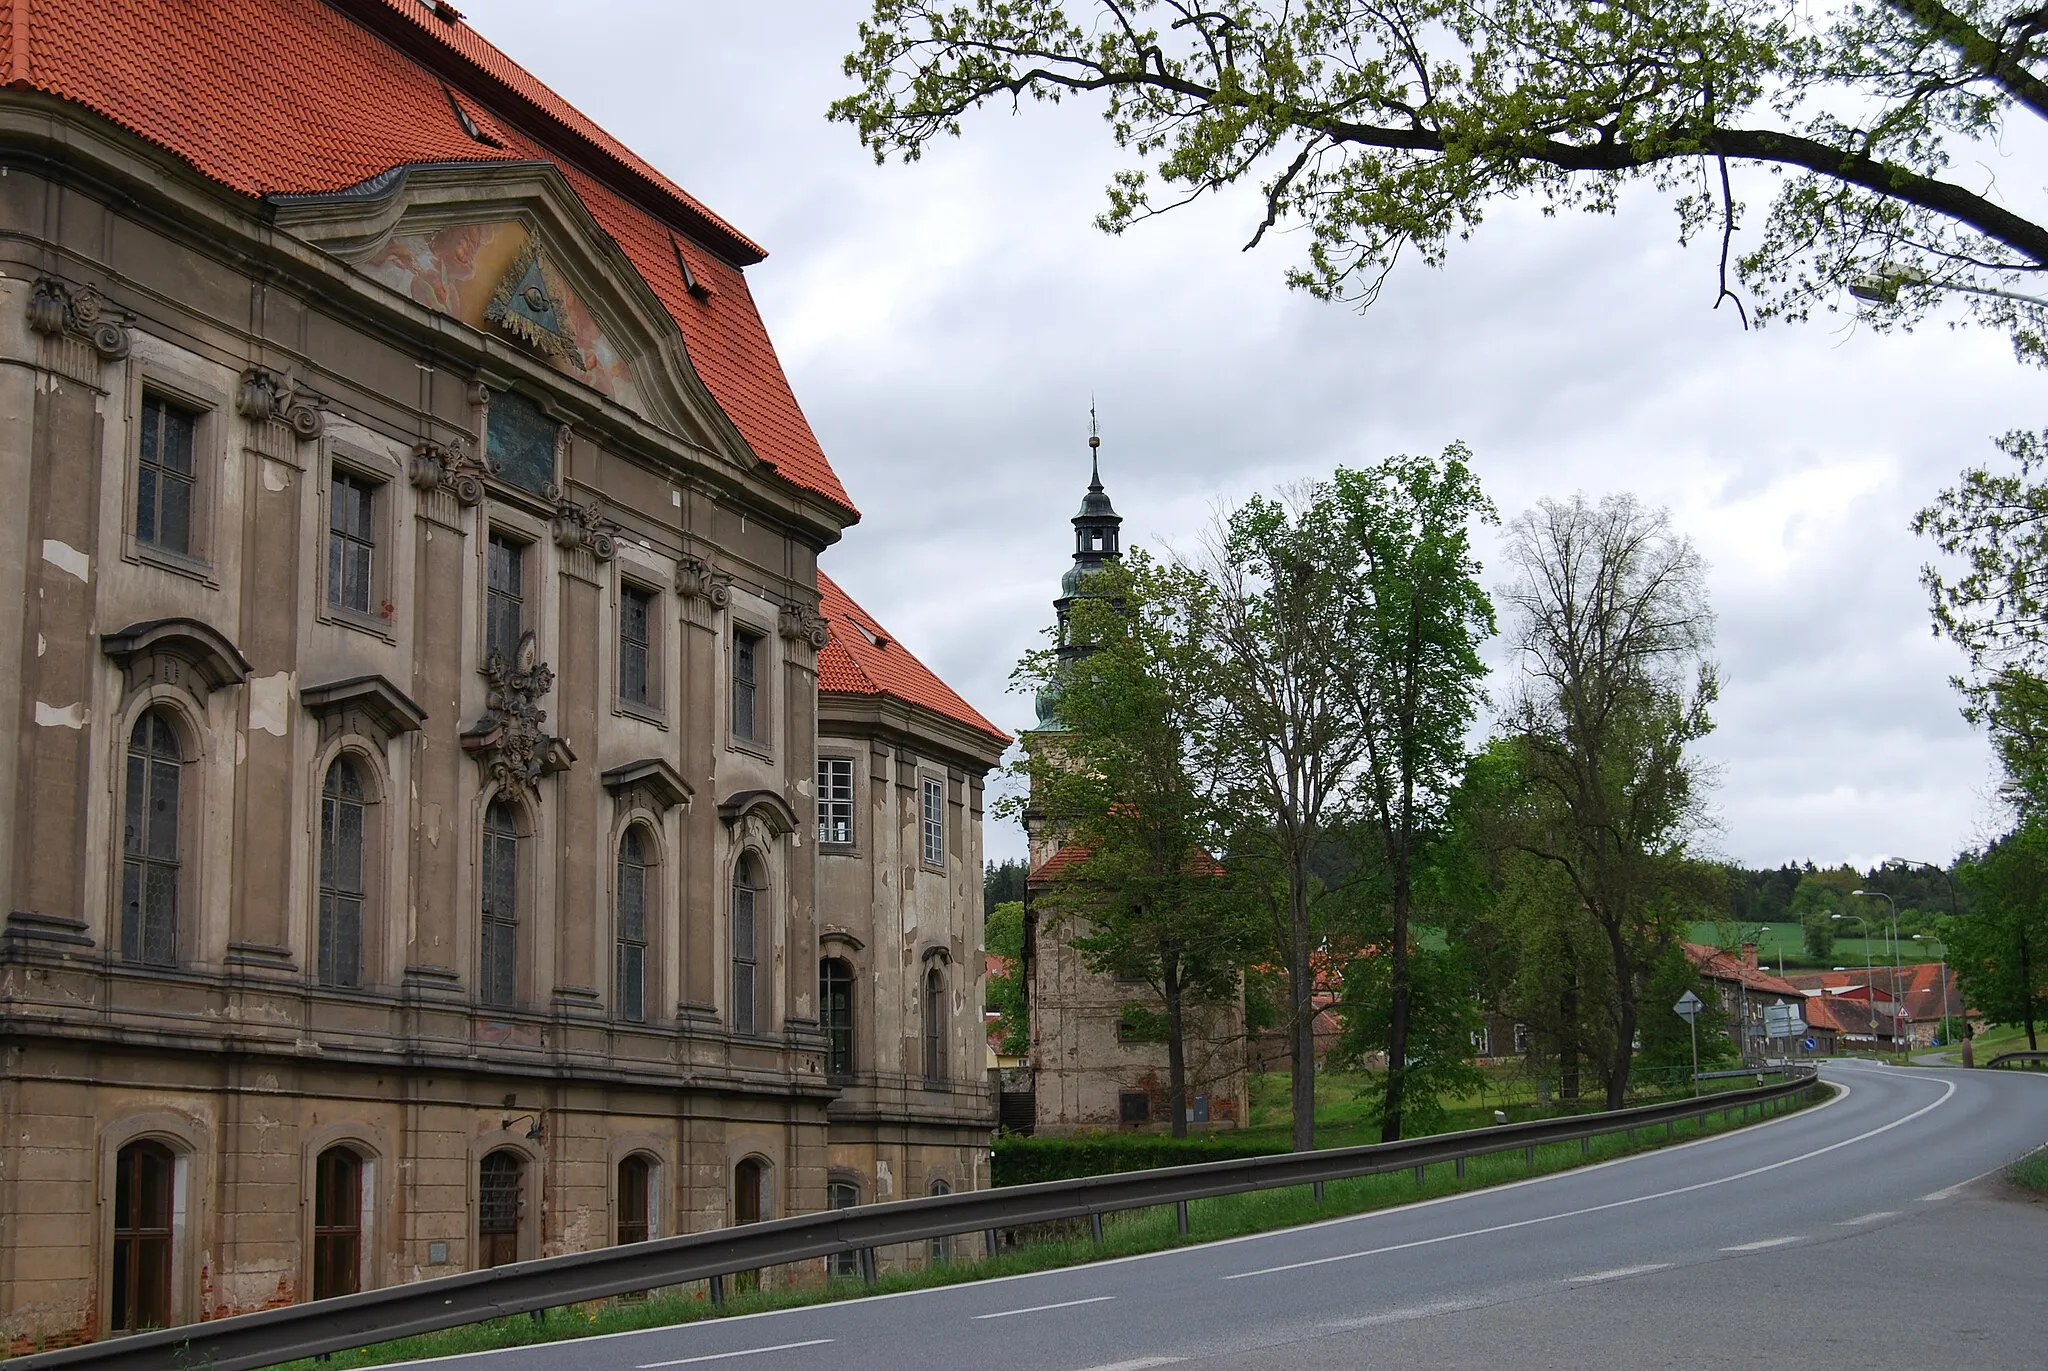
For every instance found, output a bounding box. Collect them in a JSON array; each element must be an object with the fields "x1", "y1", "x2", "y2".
[
  {"x1": 2021, "y1": 925, "x2": 2038, "y2": 1052},
  {"x1": 1290, "y1": 858, "x2": 1316, "y2": 1152},
  {"x1": 1608, "y1": 994, "x2": 1637, "y2": 1110},
  {"x1": 1381, "y1": 875, "x2": 1412, "y2": 1143},
  {"x1": 1559, "y1": 960, "x2": 1580, "y2": 1103},
  {"x1": 1165, "y1": 952, "x2": 1189, "y2": 1139}
]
